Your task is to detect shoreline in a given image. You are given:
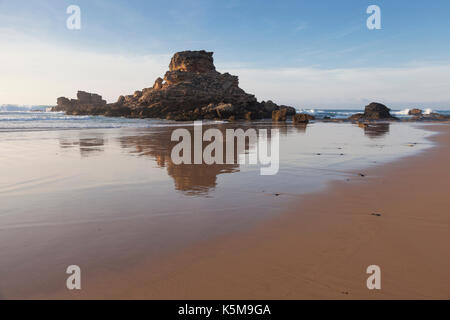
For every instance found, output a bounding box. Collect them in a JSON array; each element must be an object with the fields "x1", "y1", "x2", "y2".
[{"x1": 41, "y1": 123, "x2": 450, "y2": 299}]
